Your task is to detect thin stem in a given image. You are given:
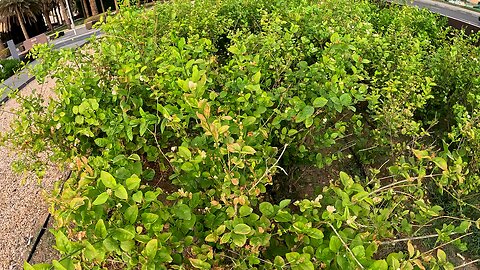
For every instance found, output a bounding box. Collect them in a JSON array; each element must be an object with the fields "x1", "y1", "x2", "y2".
[
  {"x1": 413, "y1": 216, "x2": 475, "y2": 235},
  {"x1": 424, "y1": 232, "x2": 473, "y2": 255},
  {"x1": 327, "y1": 222, "x2": 364, "y2": 269},
  {"x1": 454, "y1": 259, "x2": 480, "y2": 269},
  {"x1": 380, "y1": 233, "x2": 460, "y2": 245},
  {"x1": 248, "y1": 144, "x2": 288, "y2": 193}
]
